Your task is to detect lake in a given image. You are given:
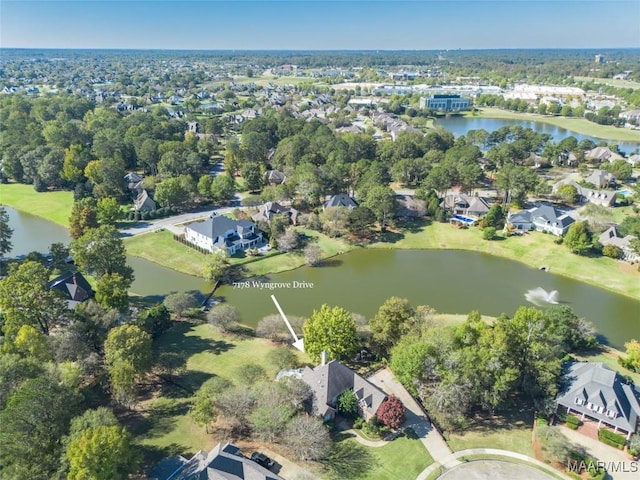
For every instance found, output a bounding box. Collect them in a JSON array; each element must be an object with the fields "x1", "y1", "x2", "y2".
[{"x1": 435, "y1": 116, "x2": 640, "y2": 153}]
